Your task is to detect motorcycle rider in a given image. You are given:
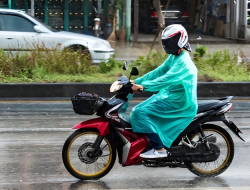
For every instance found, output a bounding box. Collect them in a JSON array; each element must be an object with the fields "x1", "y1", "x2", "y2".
[{"x1": 131, "y1": 24, "x2": 198, "y2": 159}]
